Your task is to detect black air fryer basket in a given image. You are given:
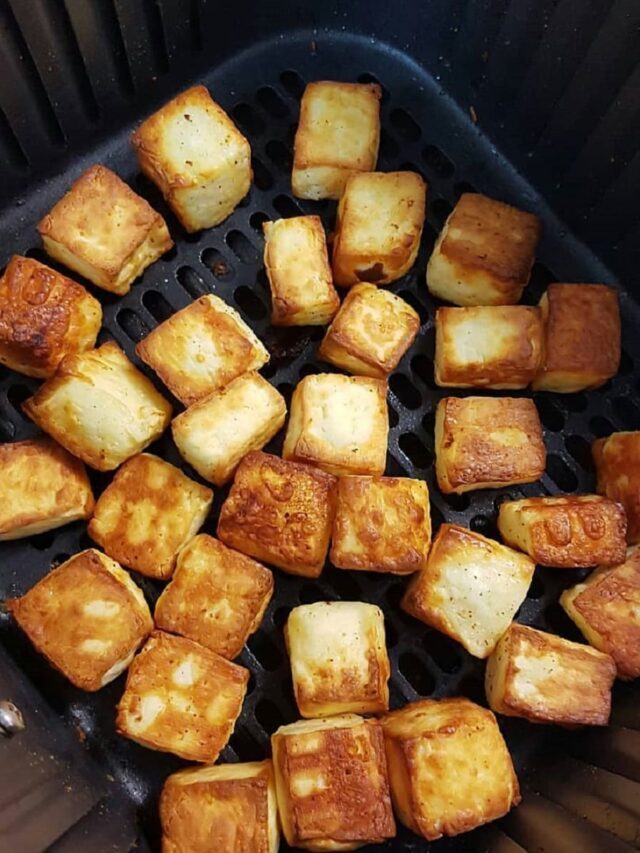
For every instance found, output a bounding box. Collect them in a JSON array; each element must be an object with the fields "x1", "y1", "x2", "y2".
[{"x1": 1, "y1": 2, "x2": 639, "y2": 851}]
